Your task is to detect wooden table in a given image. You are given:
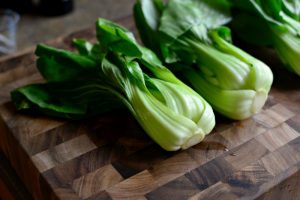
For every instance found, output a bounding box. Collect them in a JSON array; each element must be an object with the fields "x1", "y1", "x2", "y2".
[{"x1": 0, "y1": 16, "x2": 300, "y2": 200}]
